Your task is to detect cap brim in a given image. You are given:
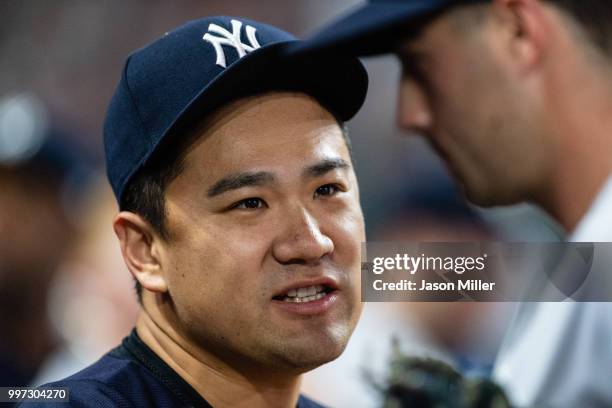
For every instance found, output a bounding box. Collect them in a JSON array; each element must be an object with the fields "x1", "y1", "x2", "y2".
[{"x1": 292, "y1": 0, "x2": 452, "y2": 56}]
